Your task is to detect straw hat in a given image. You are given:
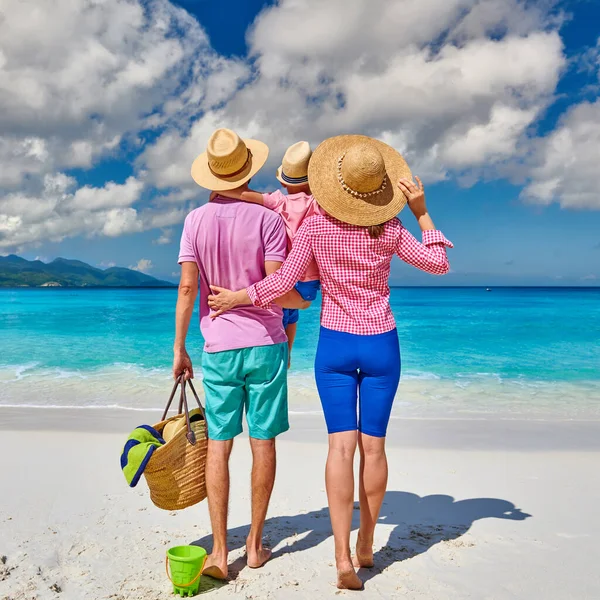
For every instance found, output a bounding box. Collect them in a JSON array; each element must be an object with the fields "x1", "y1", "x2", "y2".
[
  {"x1": 191, "y1": 128, "x2": 269, "y2": 191},
  {"x1": 276, "y1": 141, "x2": 312, "y2": 186},
  {"x1": 162, "y1": 414, "x2": 187, "y2": 443},
  {"x1": 307, "y1": 135, "x2": 412, "y2": 226}
]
